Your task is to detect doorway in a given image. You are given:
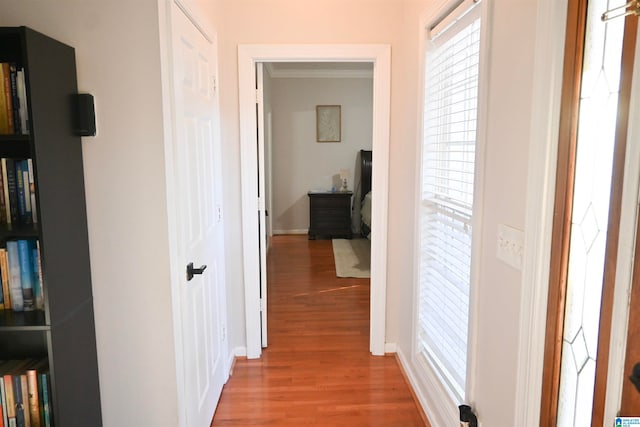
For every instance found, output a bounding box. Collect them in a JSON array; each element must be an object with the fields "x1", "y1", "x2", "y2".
[{"x1": 238, "y1": 44, "x2": 391, "y2": 358}]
